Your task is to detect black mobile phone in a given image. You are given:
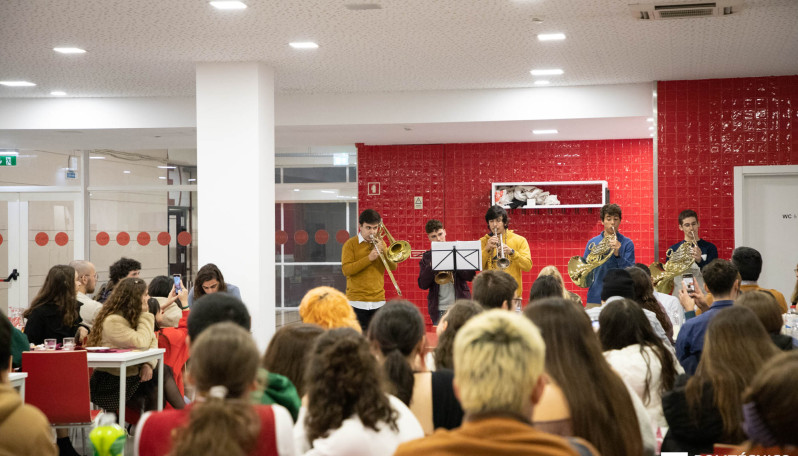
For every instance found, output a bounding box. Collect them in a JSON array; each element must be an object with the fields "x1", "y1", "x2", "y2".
[
  {"x1": 683, "y1": 273, "x2": 695, "y2": 293},
  {"x1": 173, "y1": 274, "x2": 182, "y2": 292}
]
